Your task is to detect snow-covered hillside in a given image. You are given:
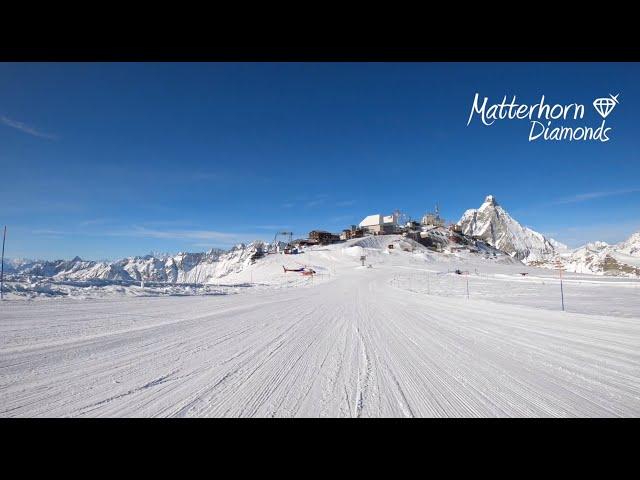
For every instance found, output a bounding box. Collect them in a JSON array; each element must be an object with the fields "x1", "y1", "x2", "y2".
[{"x1": 457, "y1": 195, "x2": 567, "y2": 263}]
